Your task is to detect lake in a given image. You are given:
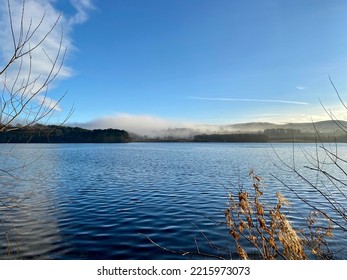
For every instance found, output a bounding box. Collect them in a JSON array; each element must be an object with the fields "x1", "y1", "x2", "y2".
[{"x1": 0, "y1": 142, "x2": 346, "y2": 259}]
